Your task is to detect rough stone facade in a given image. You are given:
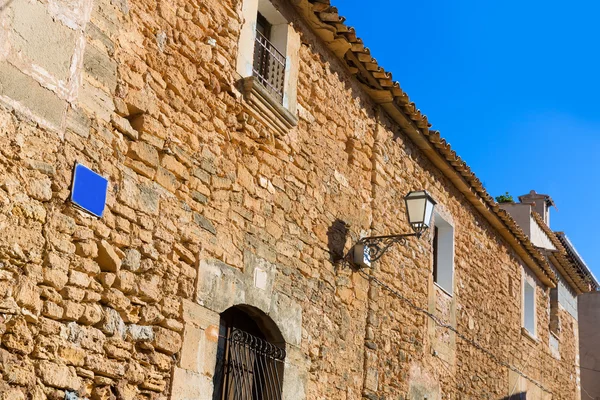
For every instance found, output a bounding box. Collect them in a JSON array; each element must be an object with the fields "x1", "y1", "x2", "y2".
[{"x1": 0, "y1": 0, "x2": 583, "y2": 399}]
